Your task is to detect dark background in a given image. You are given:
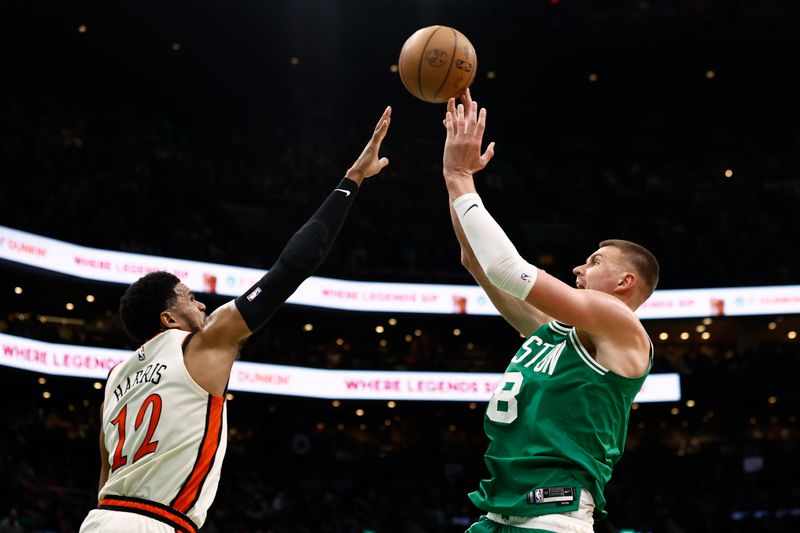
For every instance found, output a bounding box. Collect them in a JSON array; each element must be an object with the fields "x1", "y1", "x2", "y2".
[
  {"x1": 1, "y1": 1, "x2": 799, "y2": 532},
  {"x1": 3, "y1": 0, "x2": 799, "y2": 289}
]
